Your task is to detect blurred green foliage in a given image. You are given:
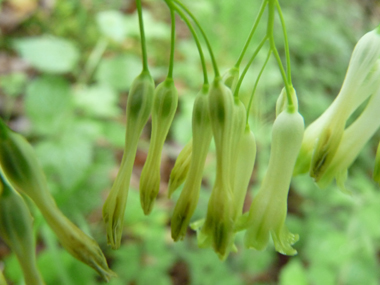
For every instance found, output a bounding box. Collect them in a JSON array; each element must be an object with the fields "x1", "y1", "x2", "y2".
[{"x1": 0, "y1": 0, "x2": 380, "y2": 284}]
